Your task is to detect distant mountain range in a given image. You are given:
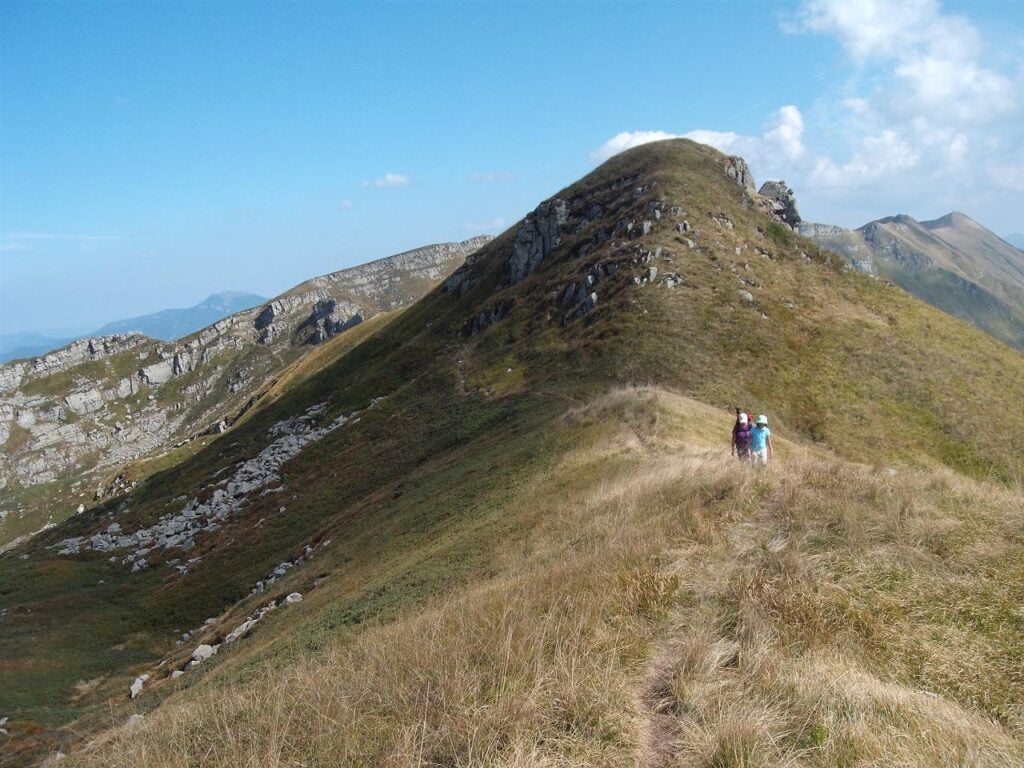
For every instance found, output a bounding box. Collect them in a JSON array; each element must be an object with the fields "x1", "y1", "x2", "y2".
[
  {"x1": 800, "y1": 212, "x2": 1024, "y2": 350},
  {"x1": 92, "y1": 290, "x2": 268, "y2": 340},
  {"x1": 0, "y1": 291, "x2": 268, "y2": 363}
]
